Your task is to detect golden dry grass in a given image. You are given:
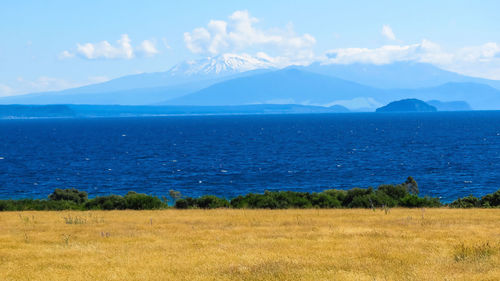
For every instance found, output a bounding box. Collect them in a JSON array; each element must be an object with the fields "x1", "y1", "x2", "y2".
[{"x1": 0, "y1": 208, "x2": 499, "y2": 281}]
